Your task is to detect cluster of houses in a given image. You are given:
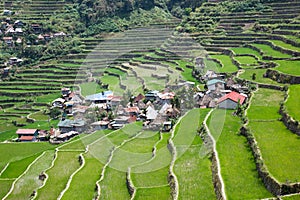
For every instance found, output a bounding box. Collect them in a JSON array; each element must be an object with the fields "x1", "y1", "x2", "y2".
[
  {"x1": 15, "y1": 69, "x2": 248, "y2": 143},
  {"x1": 196, "y1": 70, "x2": 248, "y2": 109},
  {"x1": 1, "y1": 17, "x2": 67, "y2": 47}
]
